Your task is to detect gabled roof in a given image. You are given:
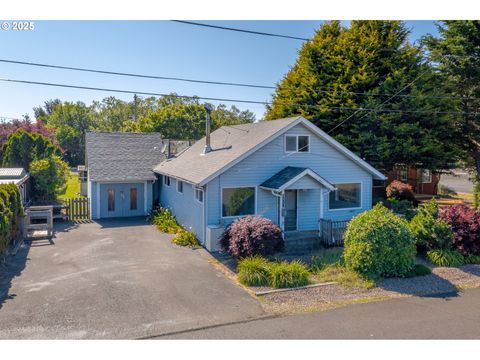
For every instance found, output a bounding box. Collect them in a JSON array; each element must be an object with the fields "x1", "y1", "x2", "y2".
[
  {"x1": 0, "y1": 168, "x2": 26, "y2": 179},
  {"x1": 154, "y1": 116, "x2": 386, "y2": 185},
  {"x1": 86, "y1": 132, "x2": 165, "y2": 182},
  {"x1": 260, "y1": 167, "x2": 335, "y2": 192}
]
